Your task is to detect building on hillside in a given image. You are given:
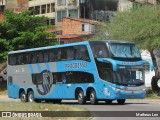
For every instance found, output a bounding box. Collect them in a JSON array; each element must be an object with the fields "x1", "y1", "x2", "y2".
[
  {"x1": 55, "y1": 0, "x2": 157, "y2": 23},
  {"x1": 0, "y1": 0, "x2": 5, "y2": 21},
  {"x1": 49, "y1": 17, "x2": 97, "y2": 44},
  {"x1": 55, "y1": 0, "x2": 80, "y2": 23},
  {"x1": 55, "y1": 0, "x2": 117, "y2": 22},
  {"x1": 29, "y1": 0, "x2": 55, "y2": 25},
  {"x1": 5, "y1": 0, "x2": 28, "y2": 13}
]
